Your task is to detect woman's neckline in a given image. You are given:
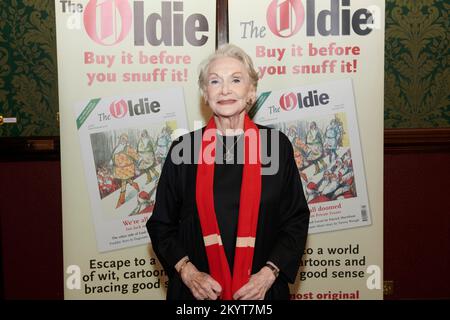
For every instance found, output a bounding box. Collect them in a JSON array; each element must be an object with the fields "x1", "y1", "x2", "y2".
[{"x1": 216, "y1": 129, "x2": 244, "y2": 137}]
